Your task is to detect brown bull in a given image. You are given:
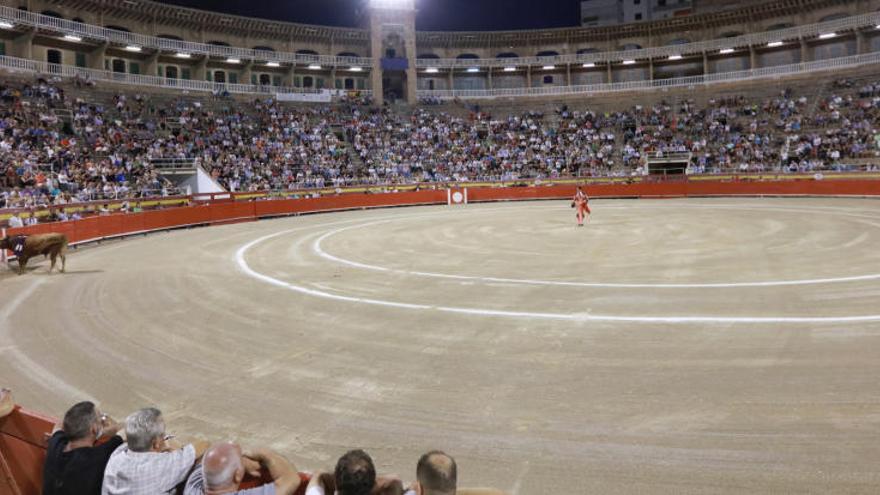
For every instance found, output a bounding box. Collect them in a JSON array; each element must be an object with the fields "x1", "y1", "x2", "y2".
[{"x1": 0, "y1": 233, "x2": 68, "y2": 275}]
